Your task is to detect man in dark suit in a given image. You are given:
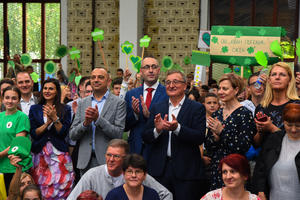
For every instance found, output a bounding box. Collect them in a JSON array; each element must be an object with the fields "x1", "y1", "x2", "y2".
[
  {"x1": 125, "y1": 57, "x2": 168, "y2": 156},
  {"x1": 70, "y1": 67, "x2": 126, "y2": 175},
  {"x1": 143, "y1": 70, "x2": 206, "y2": 200}
]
